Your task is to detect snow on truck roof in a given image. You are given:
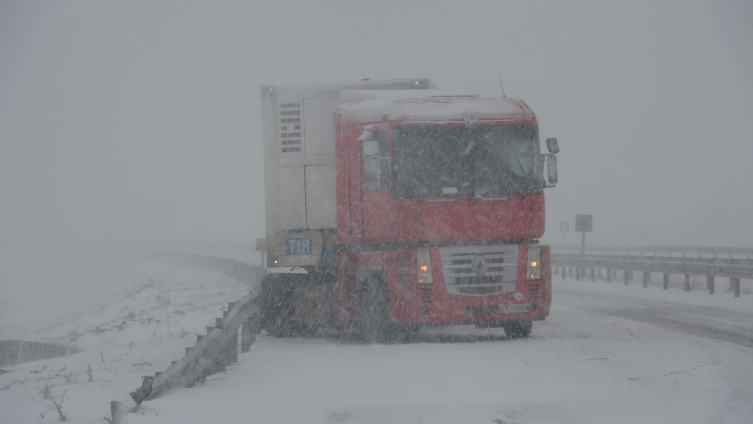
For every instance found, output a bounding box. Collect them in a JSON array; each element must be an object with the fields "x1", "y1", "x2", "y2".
[
  {"x1": 339, "y1": 89, "x2": 478, "y2": 103},
  {"x1": 338, "y1": 94, "x2": 536, "y2": 125}
]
